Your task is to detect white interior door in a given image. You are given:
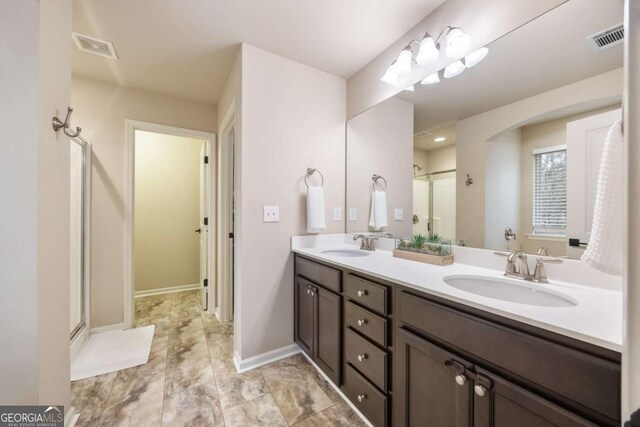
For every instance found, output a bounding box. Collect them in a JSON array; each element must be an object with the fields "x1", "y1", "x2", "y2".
[
  {"x1": 199, "y1": 143, "x2": 209, "y2": 310},
  {"x1": 566, "y1": 108, "x2": 621, "y2": 259}
]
